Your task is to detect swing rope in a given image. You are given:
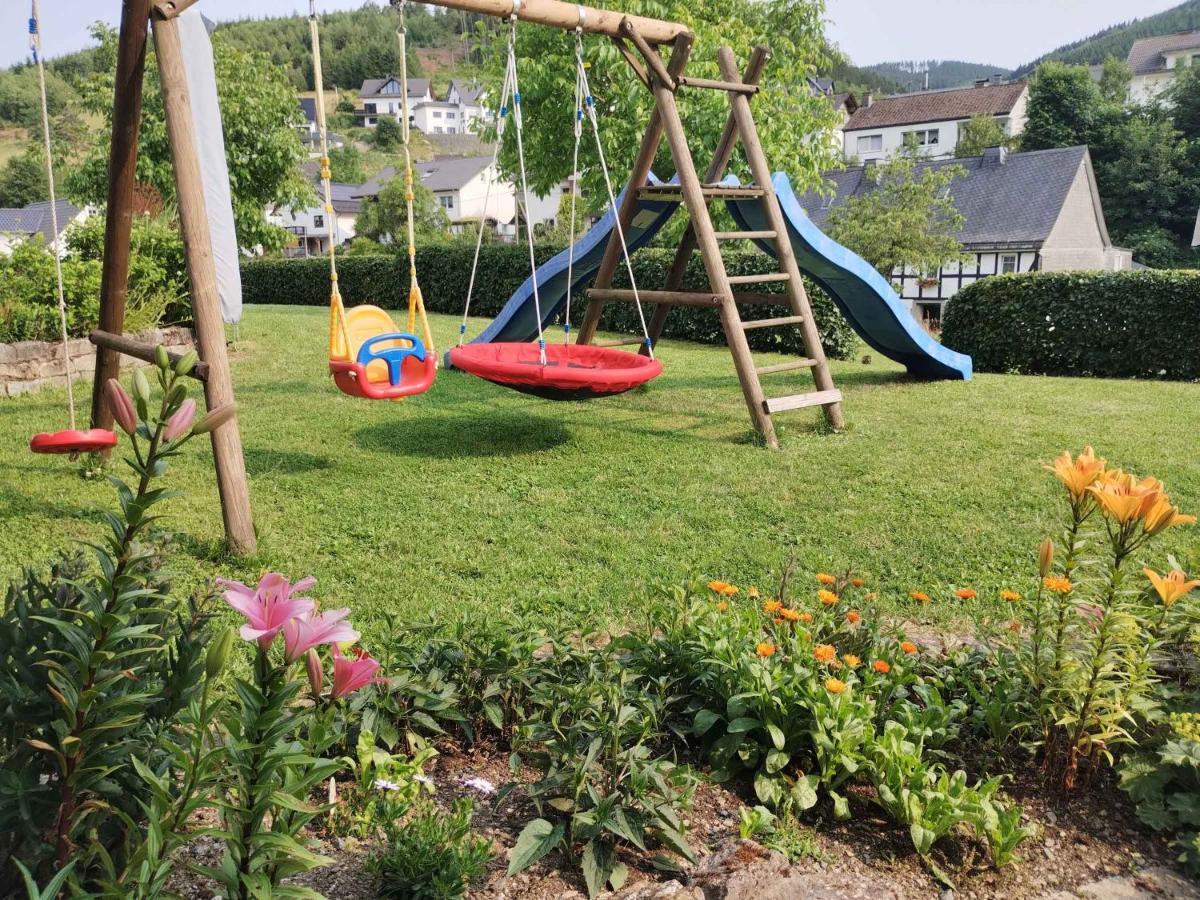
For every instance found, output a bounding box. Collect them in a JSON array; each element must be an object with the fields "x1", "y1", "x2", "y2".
[
  {"x1": 396, "y1": 1, "x2": 434, "y2": 355},
  {"x1": 30, "y1": 0, "x2": 75, "y2": 429}
]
